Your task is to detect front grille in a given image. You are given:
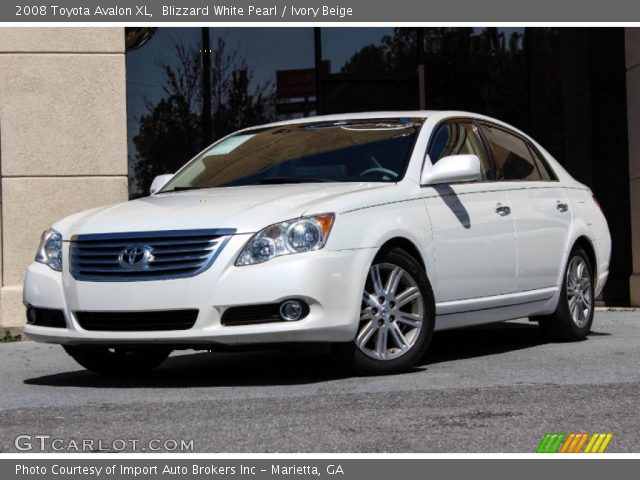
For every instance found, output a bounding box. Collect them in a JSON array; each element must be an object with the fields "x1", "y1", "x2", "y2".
[
  {"x1": 70, "y1": 229, "x2": 234, "y2": 281},
  {"x1": 26, "y1": 308, "x2": 67, "y2": 328},
  {"x1": 75, "y1": 310, "x2": 199, "y2": 331}
]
